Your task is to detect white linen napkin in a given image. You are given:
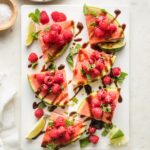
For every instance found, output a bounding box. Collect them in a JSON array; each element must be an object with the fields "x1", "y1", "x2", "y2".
[{"x1": 0, "y1": 74, "x2": 19, "y2": 150}]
